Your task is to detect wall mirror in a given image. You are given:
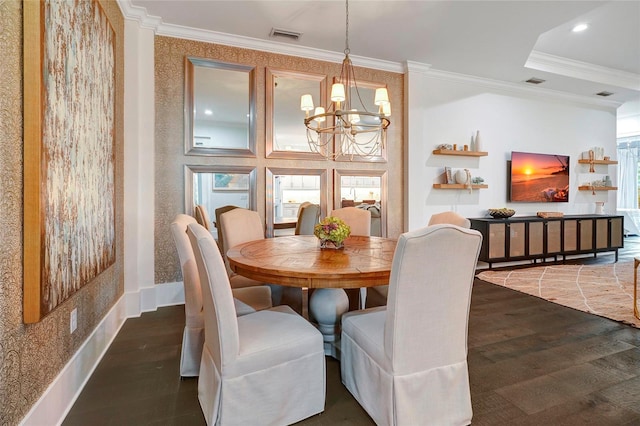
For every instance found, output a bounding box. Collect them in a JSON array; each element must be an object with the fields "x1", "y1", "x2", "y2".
[
  {"x1": 185, "y1": 165, "x2": 257, "y2": 241},
  {"x1": 184, "y1": 57, "x2": 256, "y2": 157},
  {"x1": 266, "y1": 167, "x2": 328, "y2": 237},
  {"x1": 334, "y1": 170, "x2": 387, "y2": 237},
  {"x1": 266, "y1": 68, "x2": 327, "y2": 159},
  {"x1": 335, "y1": 80, "x2": 388, "y2": 163}
]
